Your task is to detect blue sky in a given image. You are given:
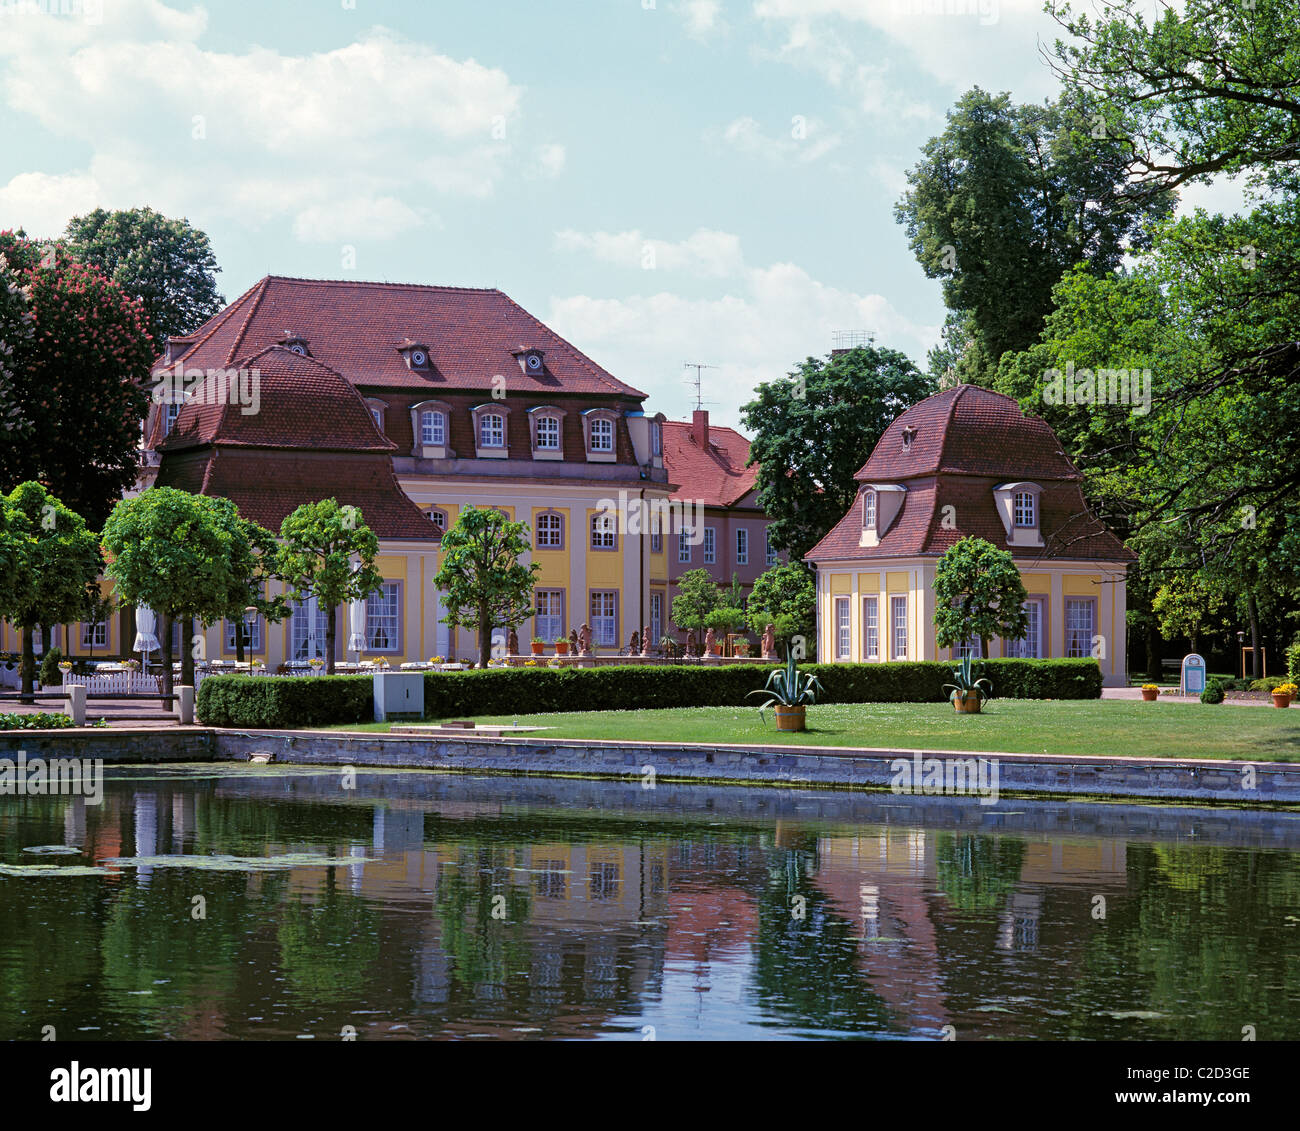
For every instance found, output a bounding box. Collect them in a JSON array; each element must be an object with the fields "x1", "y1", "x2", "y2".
[{"x1": 0, "y1": 0, "x2": 1241, "y2": 428}]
